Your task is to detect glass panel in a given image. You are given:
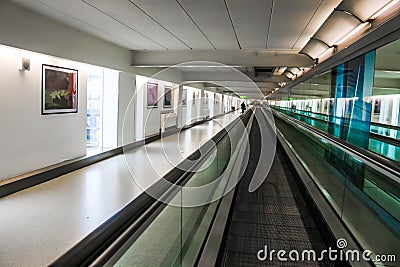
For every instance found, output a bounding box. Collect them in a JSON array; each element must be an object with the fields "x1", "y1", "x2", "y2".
[
  {"x1": 373, "y1": 38, "x2": 400, "y2": 97},
  {"x1": 271, "y1": 38, "x2": 400, "y2": 163},
  {"x1": 274, "y1": 114, "x2": 400, "y2": 263},
  {"x1": 370, "y1": 38, "x2": 400, "y2": 162},
  {"x1": 114, "y1": 193, "x2": 182, "y2": 267},
  {"x1": 180, "y1": 140, "x2": 229, "y2": 266},
  {"x1": 112, "y1": 114, "x2": 249, "y2": 266}
]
